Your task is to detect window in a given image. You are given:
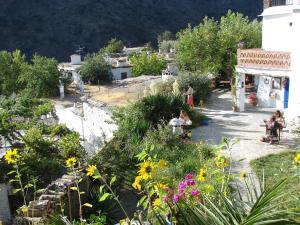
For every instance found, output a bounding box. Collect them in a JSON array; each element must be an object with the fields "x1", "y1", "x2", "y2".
[{"x1": 272, "y1": 77, "x2": 282, "y2": 90}]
